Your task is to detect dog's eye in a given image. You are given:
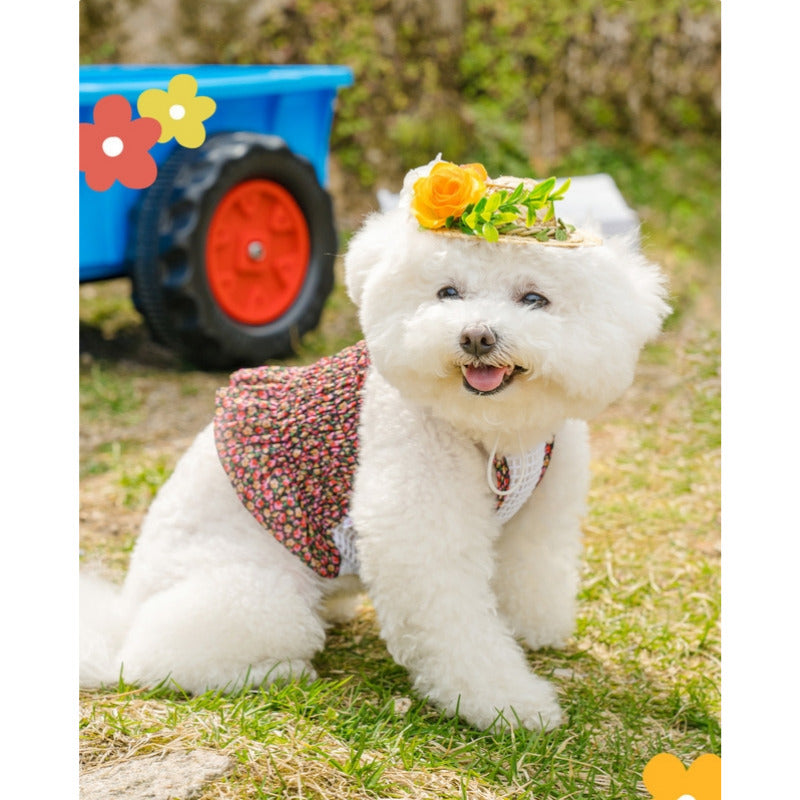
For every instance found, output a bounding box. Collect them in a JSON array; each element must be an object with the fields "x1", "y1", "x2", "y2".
[
  {"x1": 437, "y1": 286, "x2": 461, "y2": 300},
  {"x1": 520, "y1": 291, "x2": 549, "y2": 309}
]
